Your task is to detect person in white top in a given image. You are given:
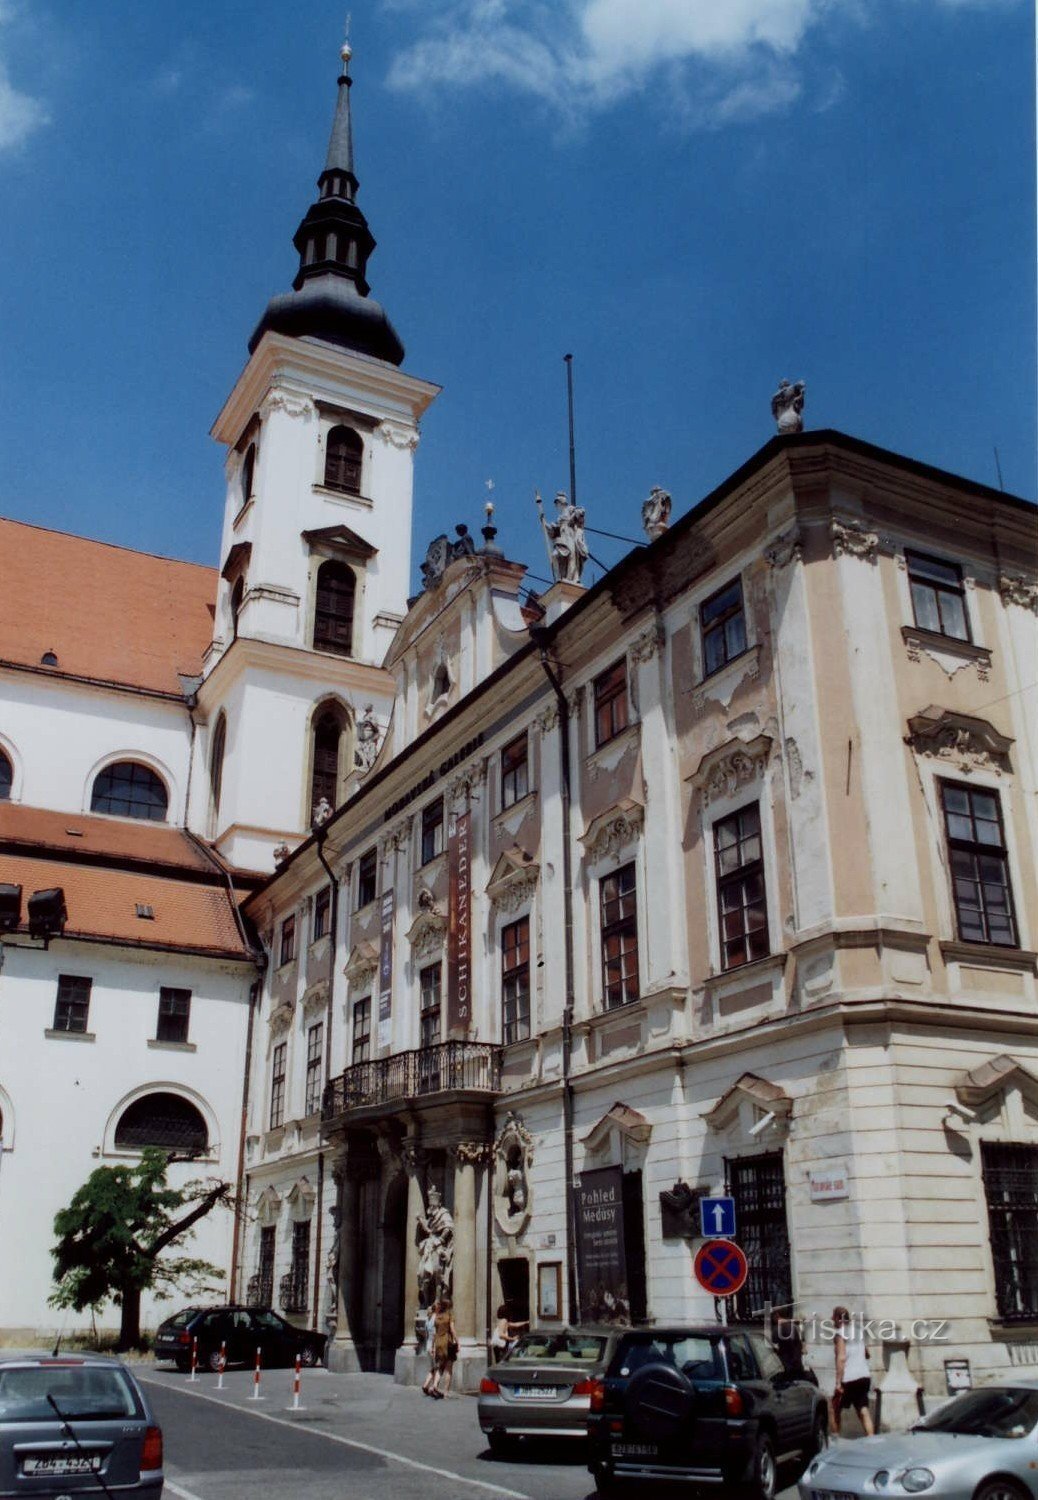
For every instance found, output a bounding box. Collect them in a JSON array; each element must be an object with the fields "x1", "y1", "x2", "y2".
[{"x1": 831, "y1": 1305, "x2": 874, "y2": 1435}]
